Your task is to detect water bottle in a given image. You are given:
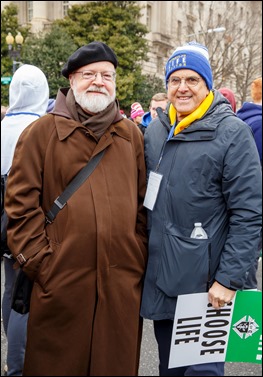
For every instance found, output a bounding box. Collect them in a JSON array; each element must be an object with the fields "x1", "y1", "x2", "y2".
[{"x1": 190, "y1": 222, "x2": 208, "y2": 239}]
